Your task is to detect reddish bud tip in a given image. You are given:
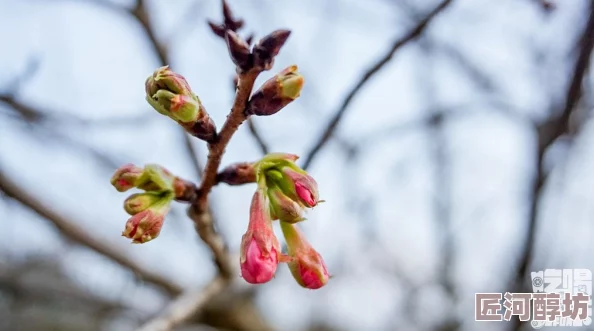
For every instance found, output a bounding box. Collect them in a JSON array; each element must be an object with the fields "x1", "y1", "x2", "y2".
[
  {"x1": 295, "y1": 182, "x2": 316, "y2": 208},
  {"x1": 111, "y1": 164, "x2": 143, "y2": 192},
  {"x1": 239, "y1": 190, "x2": 280, "y2": 284},
  {"x1": 241, "y1": 238, "x2": 279, "y2": 284},
  {"x1": 122, "y1": 202, "x2": 170, "y2": 244},
  {"x1": 281, "y1": 167, "x2": 319, "y2": 207}
]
